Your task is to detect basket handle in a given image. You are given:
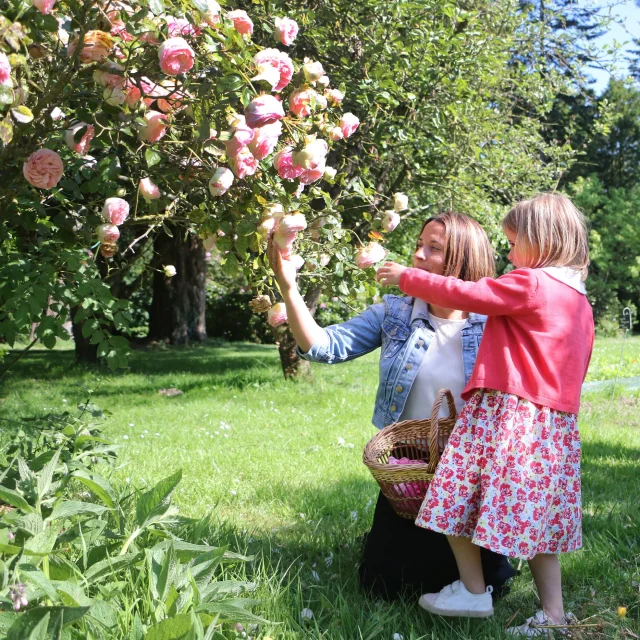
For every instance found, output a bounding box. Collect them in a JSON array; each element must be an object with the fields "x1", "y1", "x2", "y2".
[{"x1": 427, "y1": 388, "x2": 458, "y2": 473}]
